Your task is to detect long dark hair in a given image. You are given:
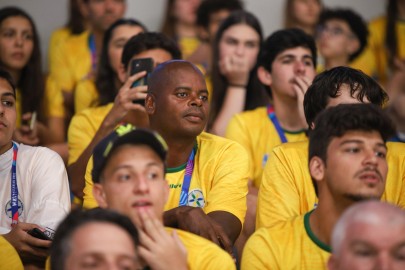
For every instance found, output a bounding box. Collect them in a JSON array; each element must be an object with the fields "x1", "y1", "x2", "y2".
[
  {"x1": 95, "y1": 18, "x2": 147, "y2": 106},
  {"x1": 66, "y1": 0, "x2": 86, "y2": 34},
  {"x1": 0, "y1": 7, "x2": 44, "y2": 119},
  {"x1": 386, "y1": 0, "x2": 397, "y2": 70},
  {"x1": 208, "y1": 10, "x2": 268, "y2": 130},
  {"x1": 160, "y1": 0, "x2": 177, "y2": 40}
]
